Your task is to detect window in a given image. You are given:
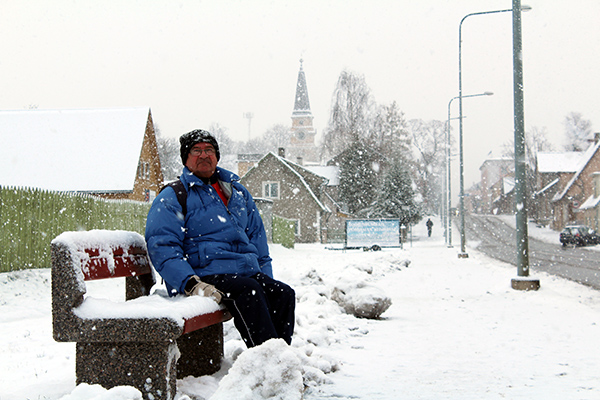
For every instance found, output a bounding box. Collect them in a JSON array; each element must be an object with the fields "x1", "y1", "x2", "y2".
[
  {"x1": 263, "y1": 181, "x2": 280, "y2": 199},
  {"x1": 292, "y1": 219, "x2": 301, "y2": 237},
  {"x1": 138, "y1": 161, "x2": 150, "y2": 180}
]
